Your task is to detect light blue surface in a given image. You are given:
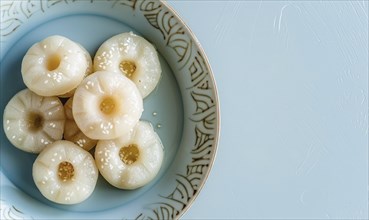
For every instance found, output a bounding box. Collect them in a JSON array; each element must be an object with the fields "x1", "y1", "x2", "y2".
[{"x1": 167, "y1": 1, "x2": 369, "y2": 219}]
